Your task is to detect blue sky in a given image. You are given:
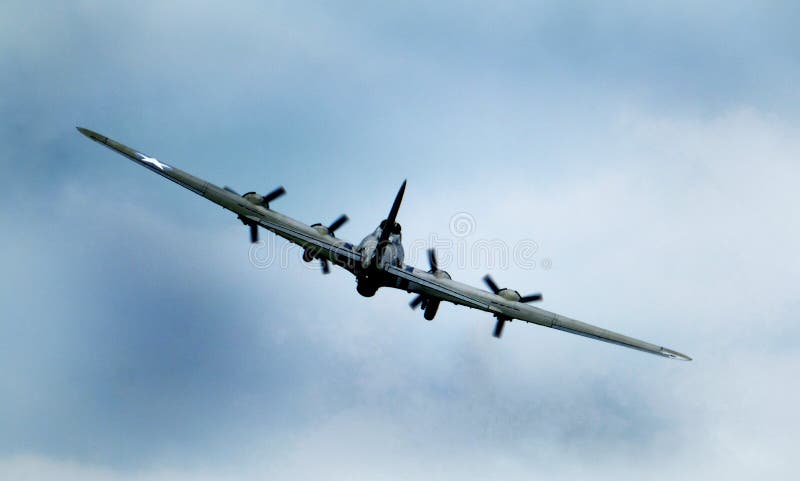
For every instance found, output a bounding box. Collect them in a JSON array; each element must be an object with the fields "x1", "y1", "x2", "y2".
[{"x1": 2, "y1": 1, "x2": 799, "y2": 479}]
